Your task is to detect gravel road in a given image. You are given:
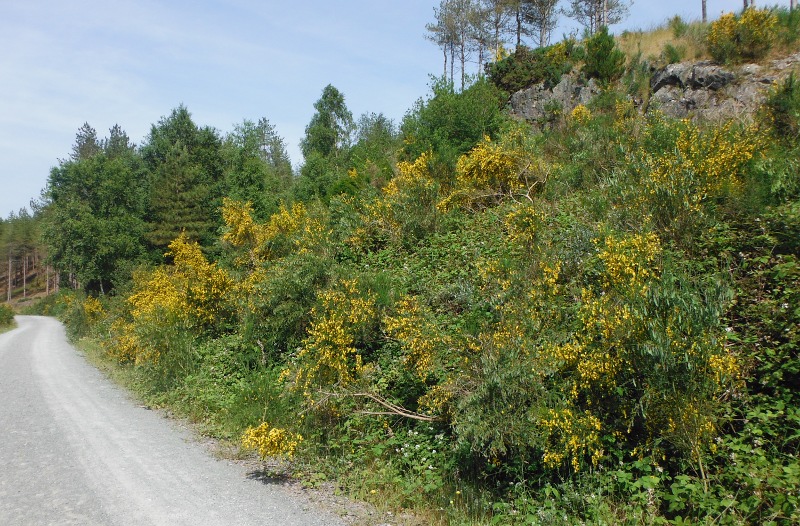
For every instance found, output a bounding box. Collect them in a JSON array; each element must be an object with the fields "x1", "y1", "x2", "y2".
[{"x1": 0, "y1": 316, "x2": 346, "y2": 526}]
